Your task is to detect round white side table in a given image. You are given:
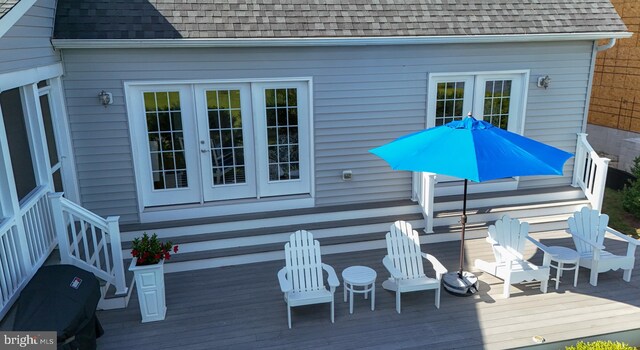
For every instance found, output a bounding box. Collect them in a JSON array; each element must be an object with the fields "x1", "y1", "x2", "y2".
[
  {"x1": 342, "y1": 266, "x2": 376, "y2": 314},
  {"x1": 544, "y1": 246, "x2": 580, "y2": 290}
]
